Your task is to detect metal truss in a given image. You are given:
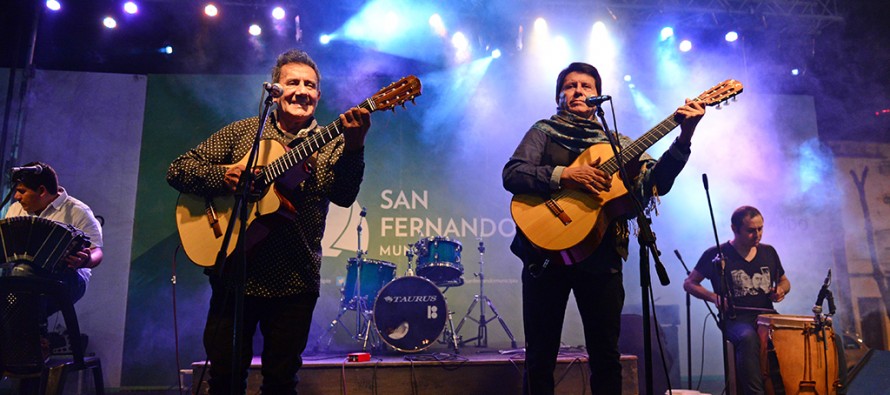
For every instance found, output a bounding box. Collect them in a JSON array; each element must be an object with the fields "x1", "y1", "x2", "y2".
[{"x1": 526, "y1": 0, "x2": 844, "y2": 34}]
